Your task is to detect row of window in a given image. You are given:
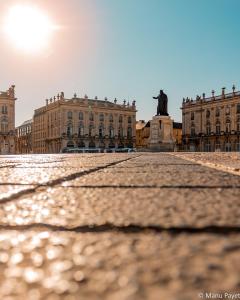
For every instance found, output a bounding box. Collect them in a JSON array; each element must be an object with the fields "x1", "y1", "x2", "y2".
[
  {"x1": 17, "y1": 126, "x2": 32, "y2": 136},
  {"x1": 204, "y1": 141, "x2": 240, "y2": 152},
  {"x1": 190, "y1": 104, "x2": 240, "y2": 120},
  {"x1": 66, "y1": 125, "x2": 132, "y2": 139},
  {"x1": 190, "y1": 121, "x2": 240, "y2": 136},
  {"x1": 67, "y1": 111, "x2": 132, "y2": 123}
]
